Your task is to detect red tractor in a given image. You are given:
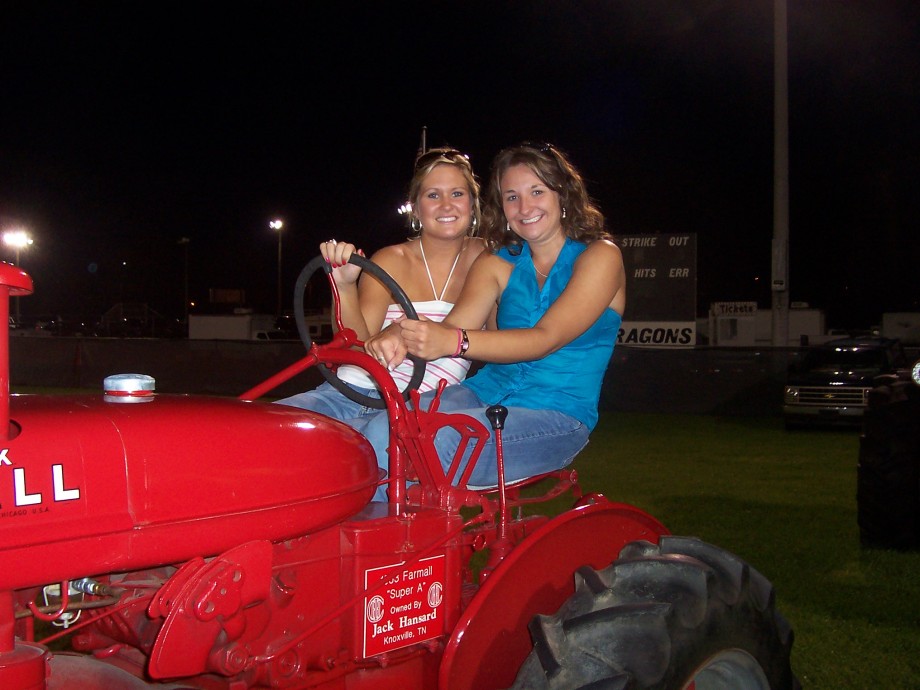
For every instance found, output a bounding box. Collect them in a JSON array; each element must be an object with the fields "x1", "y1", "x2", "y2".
[{"x1": 0, "y1": 257, "x2": 796, "y2": 689}]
